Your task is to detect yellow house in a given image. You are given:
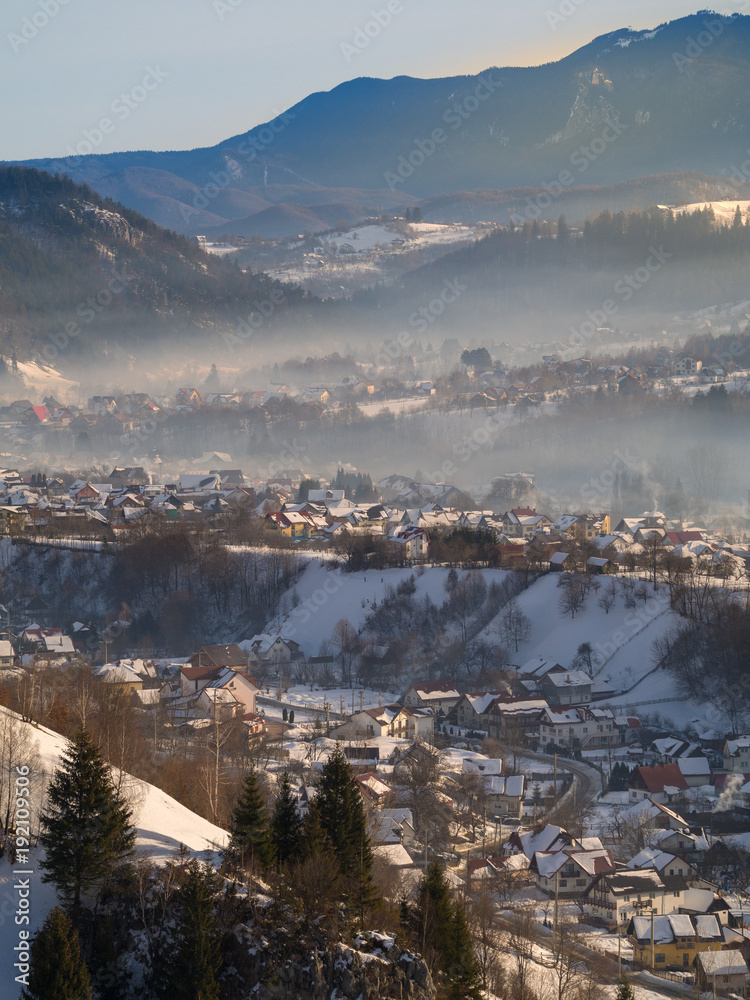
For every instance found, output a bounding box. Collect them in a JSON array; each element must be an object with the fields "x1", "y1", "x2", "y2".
[
  {"x1": 265, "y1": 511, "x2": 309, "y2": 538},
  {"x1": 95, "y1": 663, "x2": 143, "y2": 695},
  {"x1": 627, "y1": 913, "x2": 724, "y2": 971}
]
